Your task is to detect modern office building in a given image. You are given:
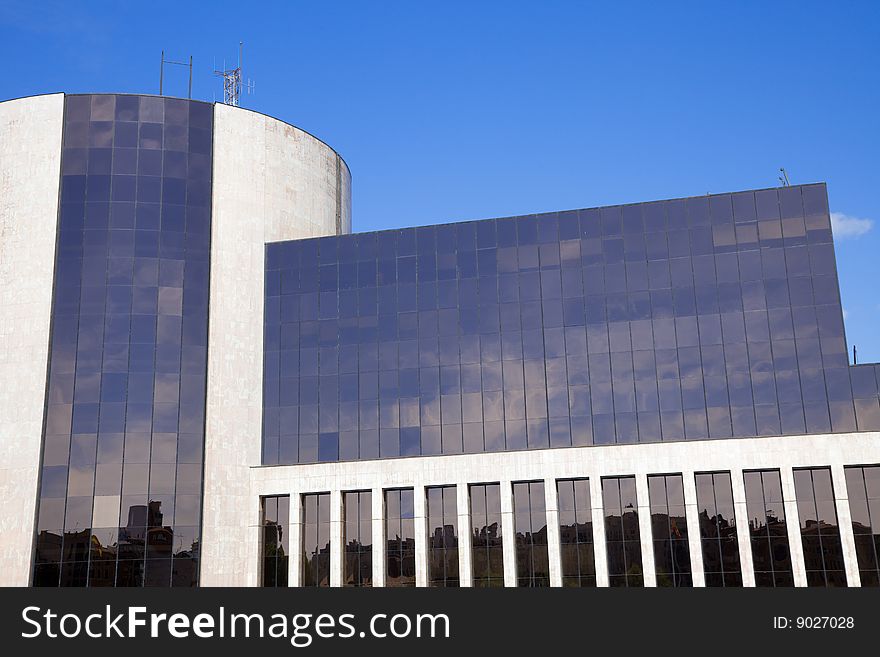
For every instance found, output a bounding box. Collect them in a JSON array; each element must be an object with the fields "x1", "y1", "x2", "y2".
[{"x1": 1, "y1": 92, "x2": 878, "y2": 589}]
